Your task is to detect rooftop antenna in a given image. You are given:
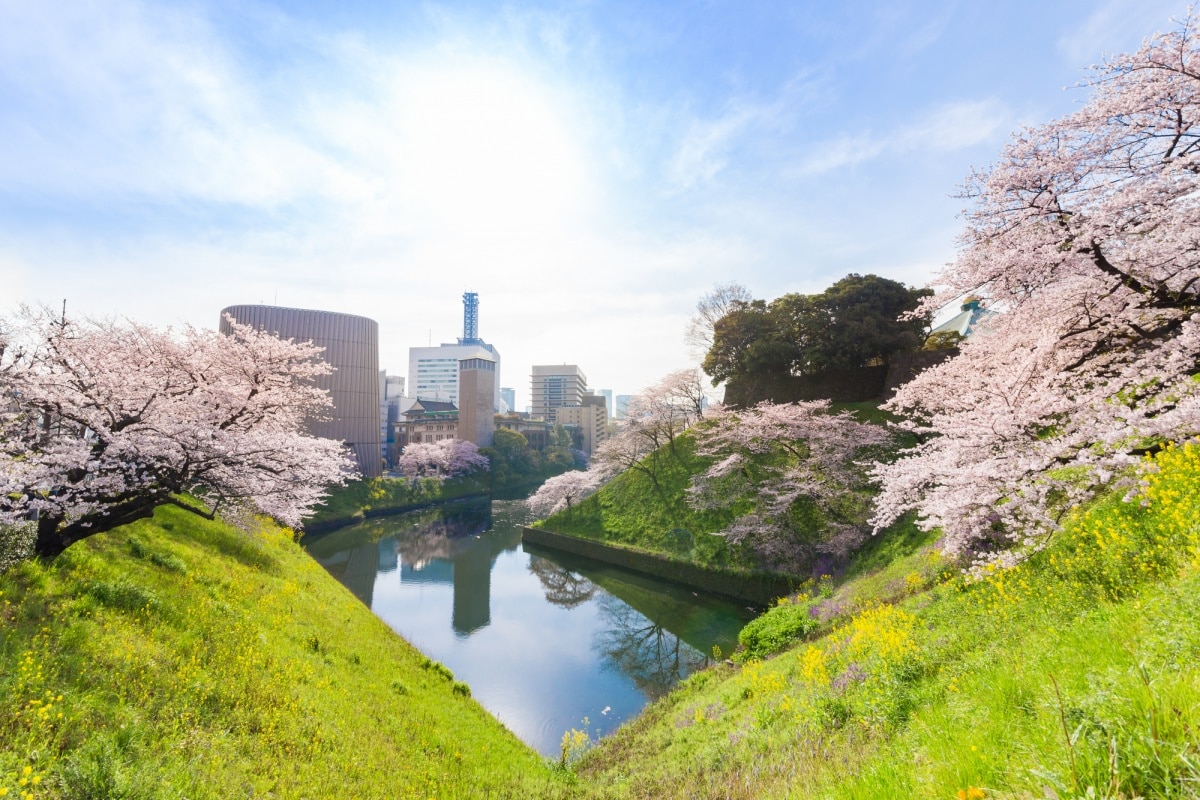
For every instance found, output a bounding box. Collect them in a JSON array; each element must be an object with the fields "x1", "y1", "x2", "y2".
[{"x1": 460, "y1": 291, "x2": 481, "y2": 344}]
